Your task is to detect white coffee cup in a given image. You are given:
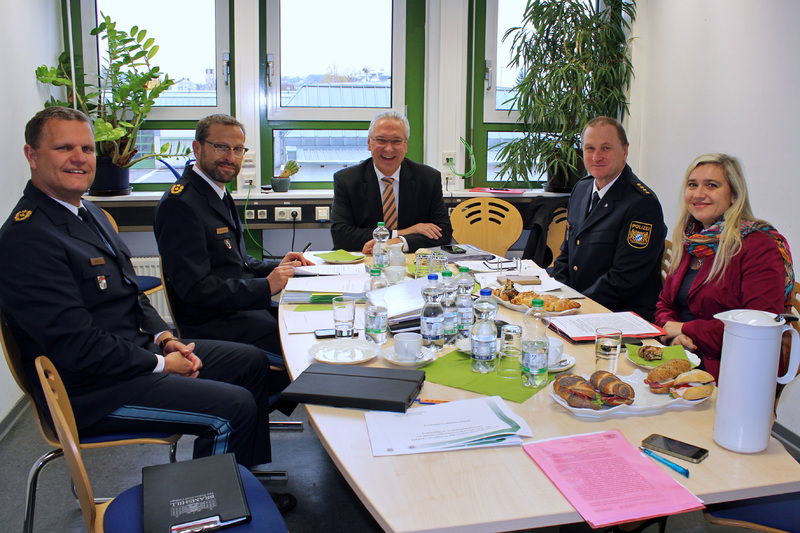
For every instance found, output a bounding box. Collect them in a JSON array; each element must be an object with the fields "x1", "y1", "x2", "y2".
[
  {"x1": 548, "y1": 337, "x2": 564, "y2": 367},
  {"x1": 394, "y1": 332, "x2": 423, "y2": 361},
  {"x1": 384, "y1": 266, "x2": 406, "y2": 285}
]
